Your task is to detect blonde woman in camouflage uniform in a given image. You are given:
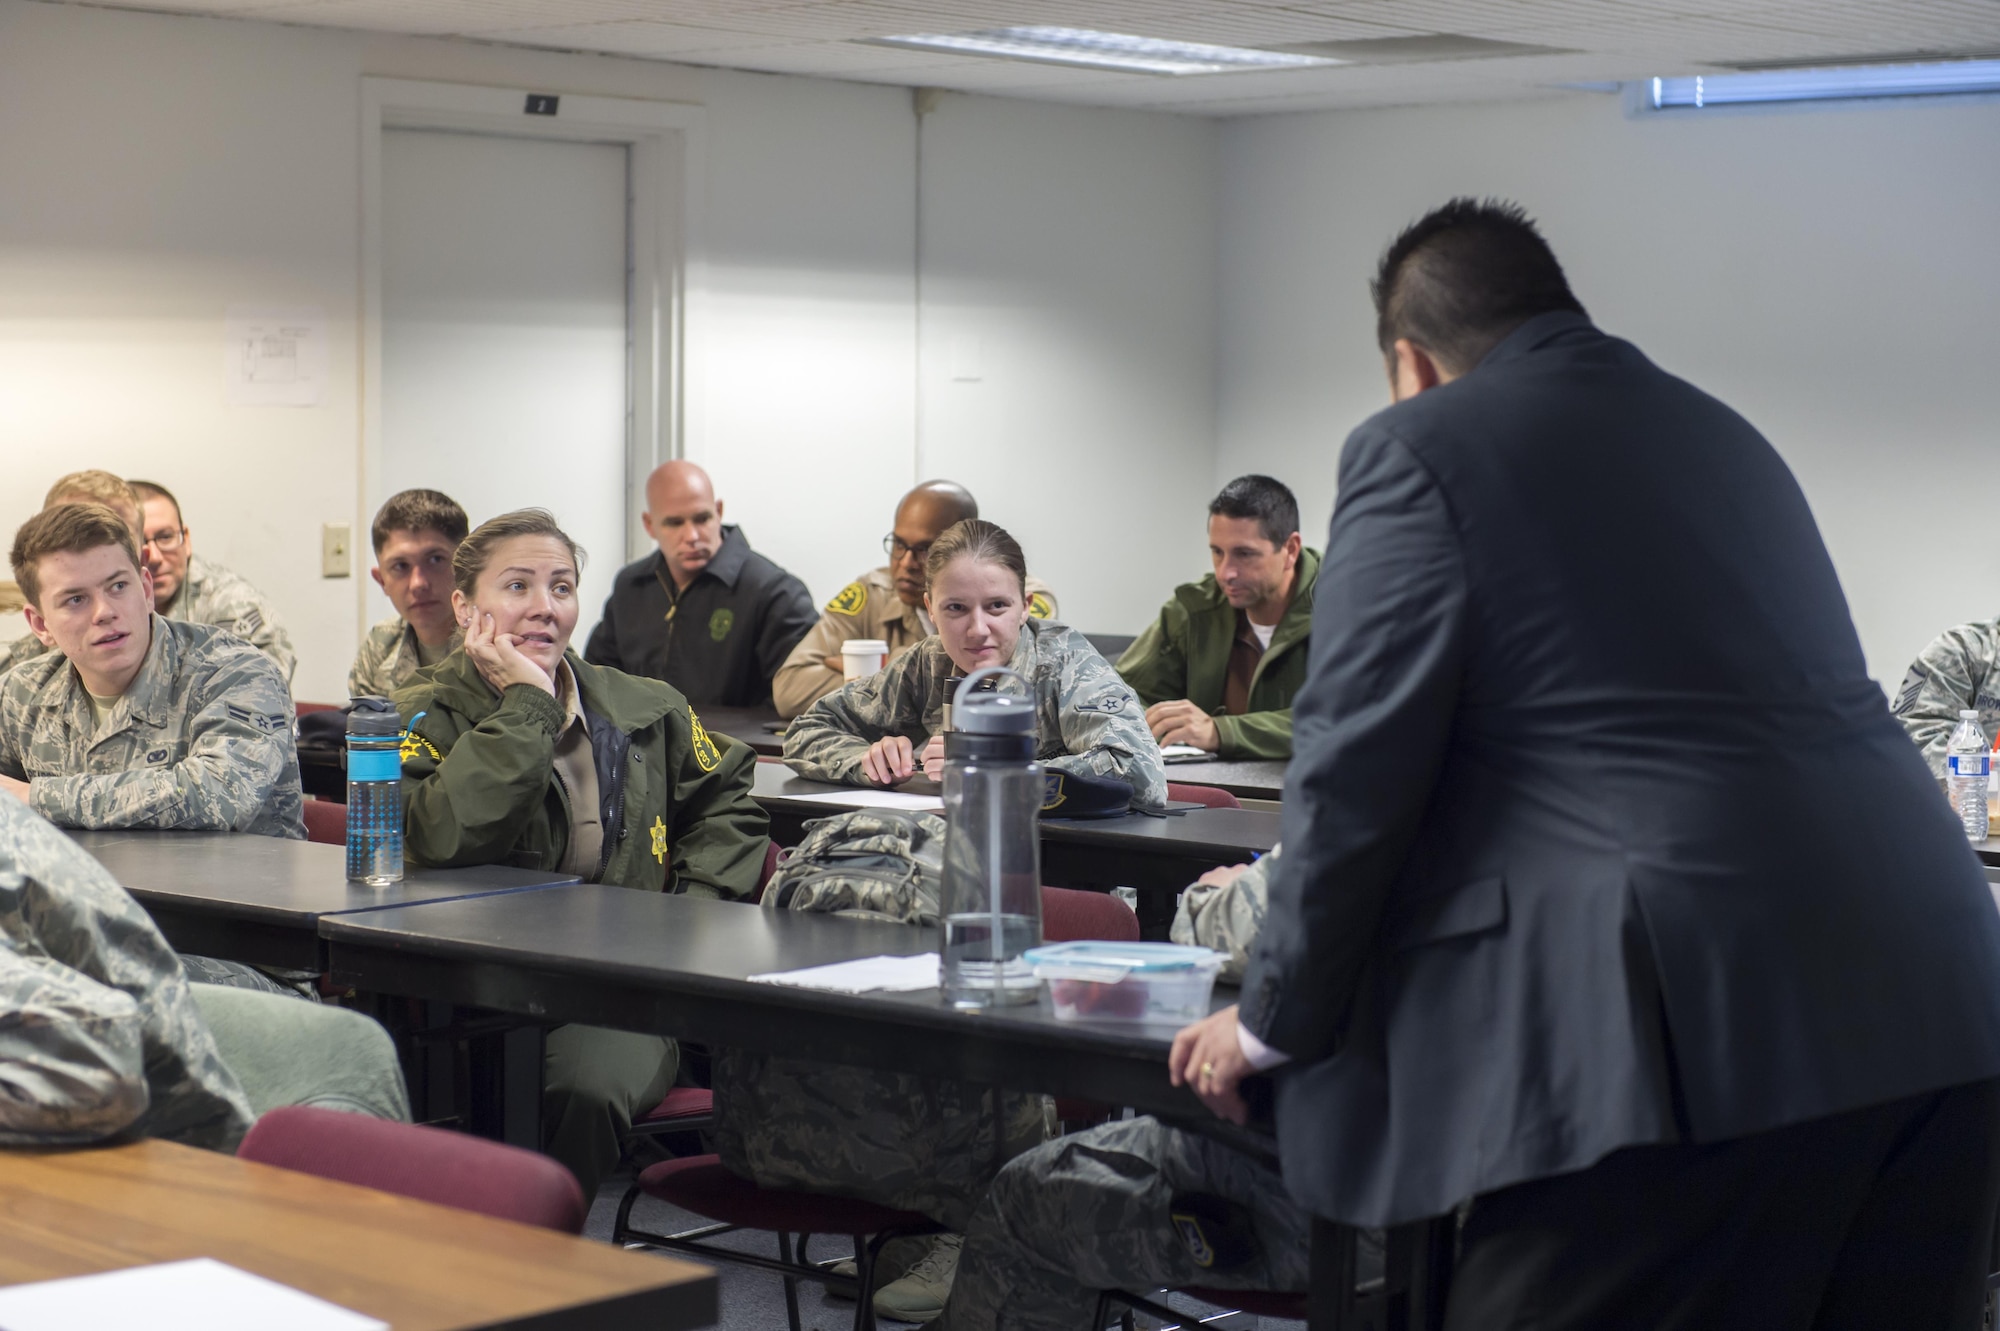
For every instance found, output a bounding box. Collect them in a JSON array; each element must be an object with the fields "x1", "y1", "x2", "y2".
[
  {"x1": 393, "y1": 508, "x2": 767, "y2": 1204},
  {"x1": 783, "y1": 518, "x2": 1166, "y2": 810},
  {"x1": 729, "y1": 521, "x2": 1165, "y2": 1321}
]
